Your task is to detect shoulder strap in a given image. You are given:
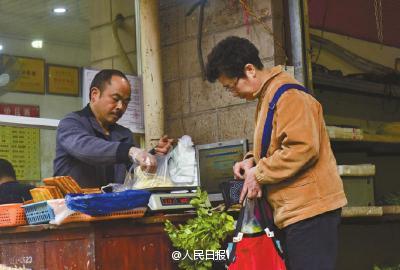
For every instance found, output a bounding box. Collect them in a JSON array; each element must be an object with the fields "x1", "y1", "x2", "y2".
[
  {"x1": 256, "y1": 198, "x2": 285, "y2": 257},
  {"x1": 258, "y1": 83, "x2": 309, "y2": 260},
  {"x1": 261, "y1": 84, "x2": 308, "y2": 158}
]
